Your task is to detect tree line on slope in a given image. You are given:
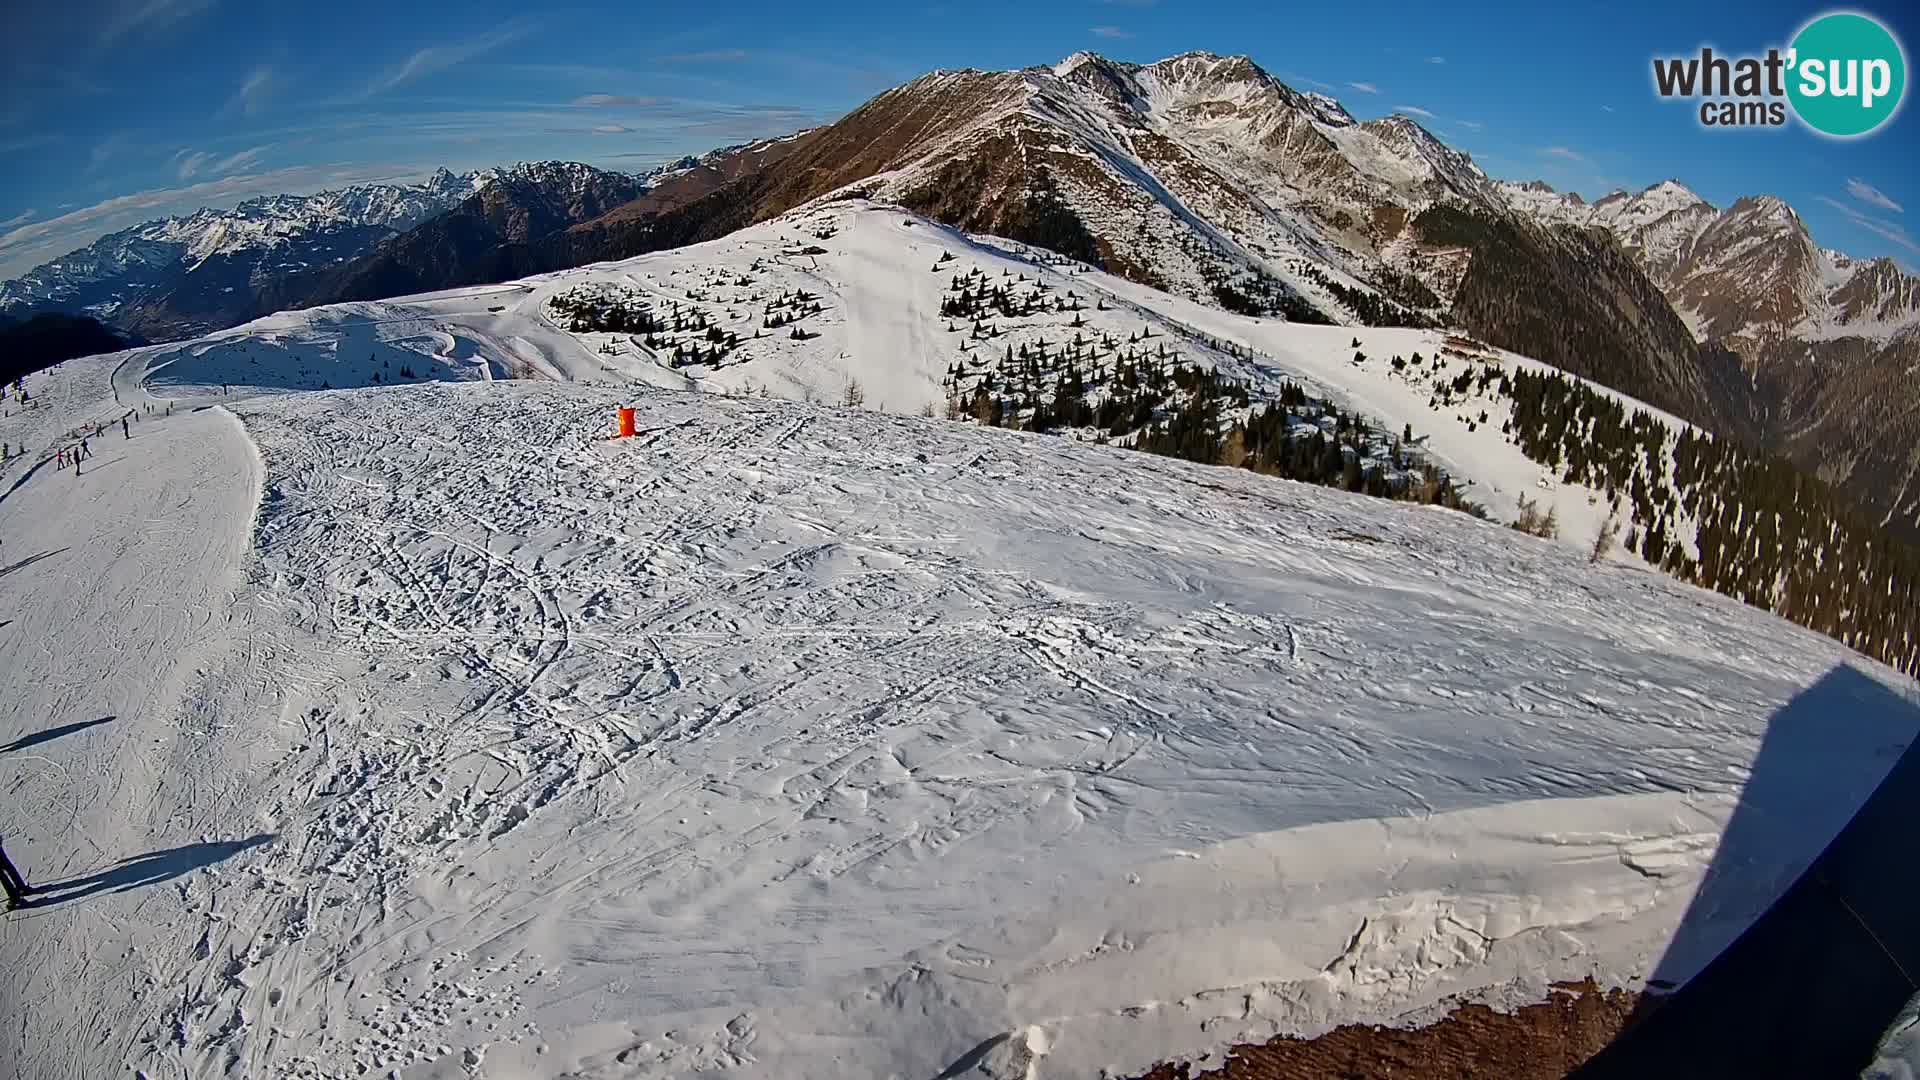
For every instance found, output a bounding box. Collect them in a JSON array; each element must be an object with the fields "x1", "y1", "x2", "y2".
[
  {"x1": 0, "y1": 313, "x2": 129, "y2": 385},
  {"x1": 1297, "y1": 265, "x2": 1437, "y2": 329},
  {"x1": 1496, "y1": 366, "x2": 1919, "y2": 676},
  {"x1": 546, "y1": 282, "x2": 826, "y2": 370},
  {"x1": 942, "y1": 338, "x2": 1482, "y2": 517},
  {"x1": 1412, "y1": 205, "x2": 1747, "y2": 438}
]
